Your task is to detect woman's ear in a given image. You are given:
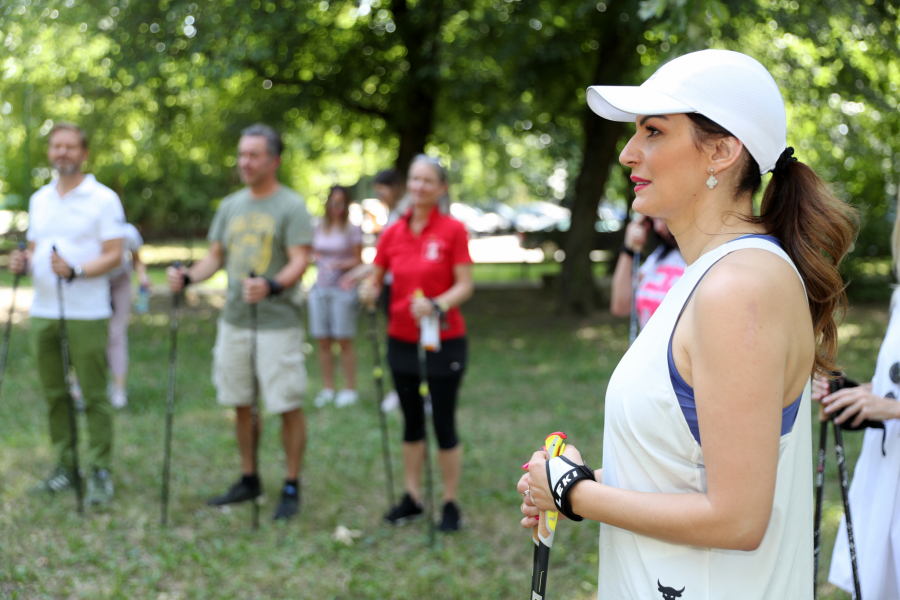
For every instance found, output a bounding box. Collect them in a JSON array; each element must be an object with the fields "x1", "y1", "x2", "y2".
[{"x1": 708, "y1": 136, "x2": 744, "y2": 172}]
